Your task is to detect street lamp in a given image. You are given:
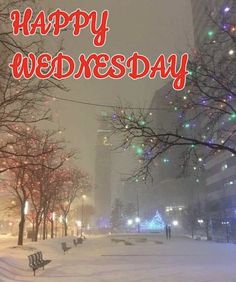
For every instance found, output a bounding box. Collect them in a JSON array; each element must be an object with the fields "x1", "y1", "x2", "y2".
[
  {"x1": 136, "y1": 189, "x2": 140, "y2": 233},
  {"x1": 81, "y1": 195, "x2": 86, "y2": 237},
  {"x1": 172, "y1": 220, "x2": 179, "y2": 226},
  {"x1": 135, "y1": 217, "x2": 140, "y2": 232},
  {"x1": 127, "y1": 219, "x2": 133, "y2": 226},
  {"x1": 24, "y1": 201, "x2": 29, "y2": 215},
  {"x1": 76, "y1": 220, "x2": 82, "y2": 236},
  {"x1": 135, "y1": 217, "x2": 140, "y2": 223}
]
